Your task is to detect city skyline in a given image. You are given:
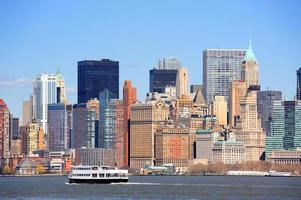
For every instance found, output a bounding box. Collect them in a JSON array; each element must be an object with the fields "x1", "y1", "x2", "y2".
[{"x1": 1, "y1": 1, "x2": 301, "y2": 117}]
